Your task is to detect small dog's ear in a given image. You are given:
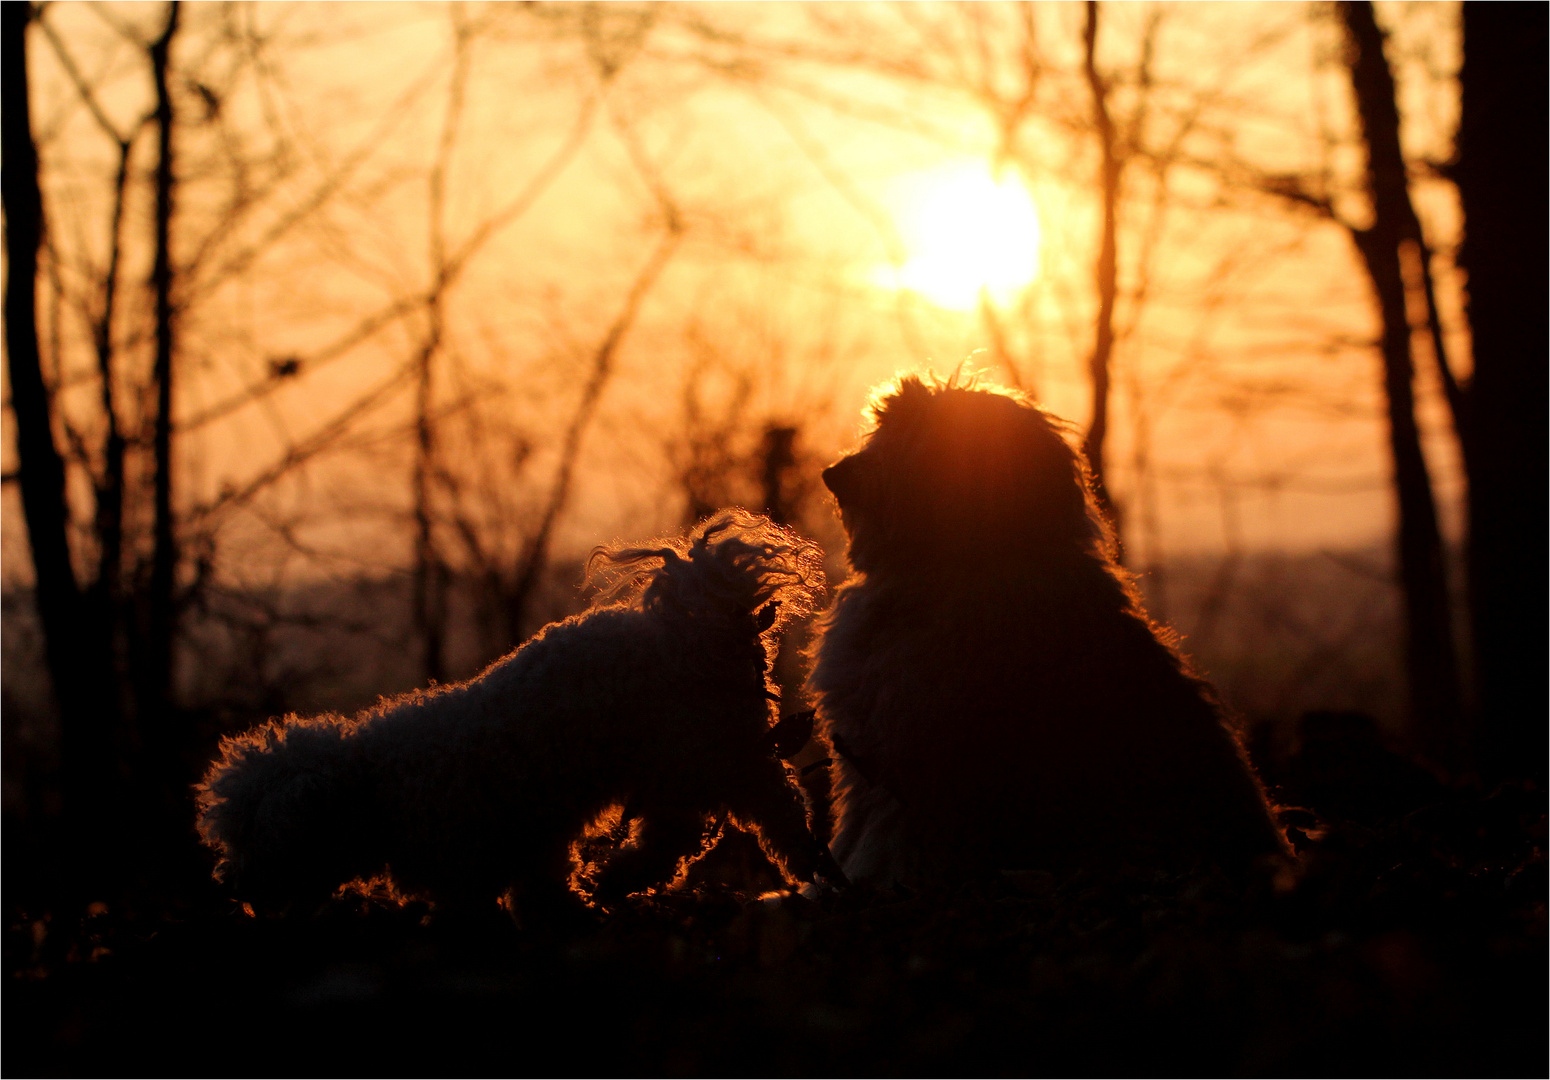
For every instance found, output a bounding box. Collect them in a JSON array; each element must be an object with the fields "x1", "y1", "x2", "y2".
[{"x1": 755, "y1": 602, "x2": 779, "y2": 634}]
